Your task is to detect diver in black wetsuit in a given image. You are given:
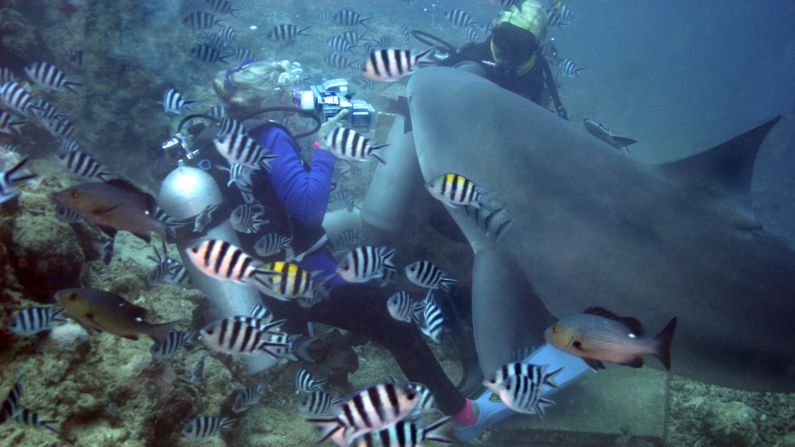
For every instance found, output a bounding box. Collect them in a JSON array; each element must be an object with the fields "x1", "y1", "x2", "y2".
[{"x1": 440, "y1": 1, "x2": 568, "y2": 119}]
